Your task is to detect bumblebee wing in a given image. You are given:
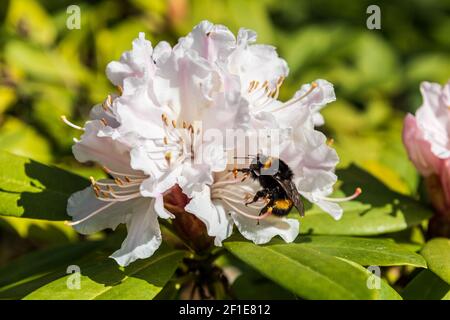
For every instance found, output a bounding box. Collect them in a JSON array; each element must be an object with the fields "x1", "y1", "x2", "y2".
[{"x1": 276, "y1": 178, "x2": 305, "y2": 216}]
